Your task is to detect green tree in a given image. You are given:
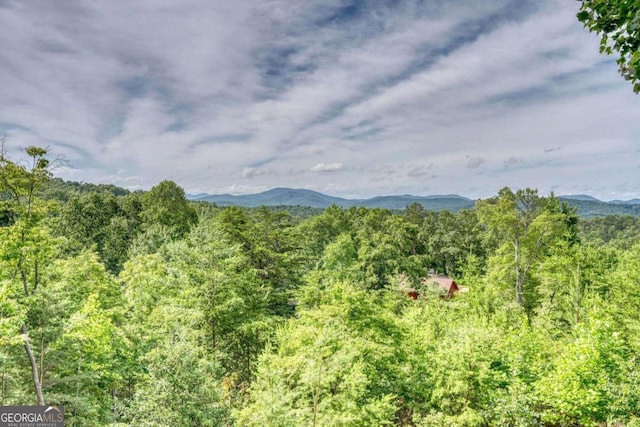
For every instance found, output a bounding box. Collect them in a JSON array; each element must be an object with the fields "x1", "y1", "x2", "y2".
[
  {"x1": 477, "y1": 188, "x2": 567, "y2": 308},
  {"x1": 141, "y1": 180, "x2": 197, "y2": 237},
  {"x1": 297, "y1": 204, "x2": 349, "y2": 260},
  {"x1": 312, "y1": 232, "x2": 362, "y2": 287},
  {"x1": 167, "y1": 218, "x2": 280, "y2": 381},
  {"x1": 215, "y1": 206, "x2": 305, "y2": 317},
  {"x1": 579, "y1": 215, "x2": 640, "y2": 248},
  {"x1": 536, "y1": 306, "x2": 640, "y2": 426},
  {"x1": 55, "y1": 191, "x2": 142, "y2": 273},
  {"x1": 401, "y1": 295, "x2": 528, "y2": 427},
  {"x1": 0, "y1": 145, "x2": 54, "y2": 405},
  {"x1": 129, "y1": 338, "x2": 229, "y2": 427},
  {"x1": 307, "y1": 209, "x2": 426, "y2": 291},
  {"x1": 1, "y1": 250, "x2": 128, "y2": 424},
  {"x1": 420, "y1": 209, "x2": 486, "y2": 277},
  {"x1": 356, "y1": 214, "x2": 424, "y2": 289},
  {"x1": 237, "y1": 284, "x2": 405, "y2": 426},
  {"x1": 609, "y1": 244, "x2": 640, "y2": 349},
  {"x1": 578, "y1": 0, "x2": 640, "y2": 92},
  {"x1": 536, "y1": 243, "x2": 616, "y2": 331},
  {"x1": 119, "y1": 215, "x2": 284, "y2": 423},
  {"x1": 404, "y1": 202, "x2": 427, "y2": 227},
  {"x1": 50, "y1": 293, "x2": 127, "y2": 426},
  {"x1": 245, "y1": 207, "x2": 304, "y2": 316},
  {"x1": 2, "y1": 146, "x2": 132, "y2": 422},
  {"x1": 119, "y1": 250, "x2": 233, "y2": 425}
]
